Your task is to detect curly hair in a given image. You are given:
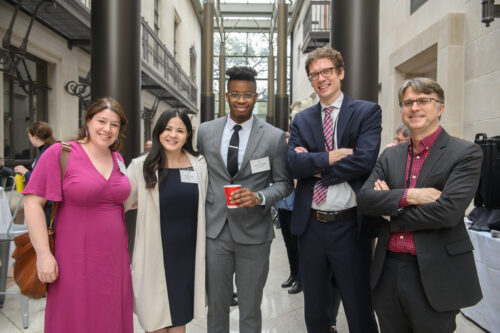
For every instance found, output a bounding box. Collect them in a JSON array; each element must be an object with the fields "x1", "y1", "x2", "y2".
[{"x1": 226, "y1": 66, "x2": 257, "y2": 91}]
